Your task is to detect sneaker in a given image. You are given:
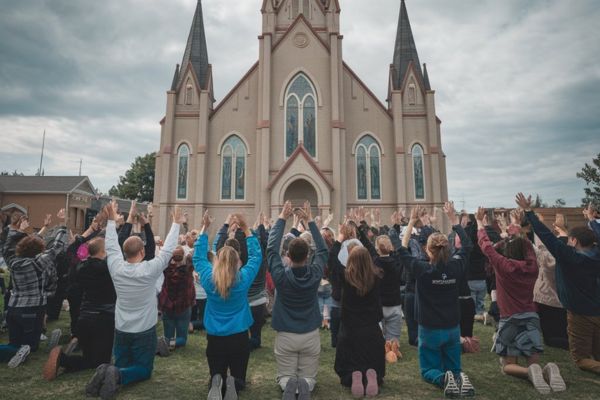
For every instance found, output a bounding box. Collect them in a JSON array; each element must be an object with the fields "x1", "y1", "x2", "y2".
[
  {"x1": 7, "y1": 345, "x2": 31, "y2": 368},
  {"x1": 223, "y1": 376, "x2": 238, "y2": 400},
  {"x1": 64, "y1": 337, "x2": 78, "y2": 356},
  {"x1": 297, "y1": 378, "x2": 311, "y2": 400},
  {"x1": 459, "y1": 372, "x2": 475, "y2": 397},
  {"x1": 543, "y1": 363, "x2": 566, "y2": 392},
  {"x1": 43, "y1": 346, "x2": 62, "y2": 381},
  {"x1": 474, "y1": 314, "x2": 484, "y2": 323},
  {"x1": 169, "y1": 339, "x2": 176, "y2": 351},
  {"x1": 86, "y1": 363, "x2": 109, "y2": 397},
  {"x1": 282, "y1": 377, "x2": 298, "y2": 400},
  {"x1": 365, "y1": 369, "x2": 378, "y2": 397},
  {"x1": 156, "y1": 336, "x2": 170, "y2": 357},
  {"x1": 99, "y1": 365, "x2": 120, "y2": 400},
  {"x1": 208, "y1": 374, "x2": 223, "y2": 400},
  {"x1": 443, "y1": 371, "x2": 460, "y2": 398},
  {"x1": 351, "y1": 371, "x2": 364, "y2": 398},
  {"x1": 40, "y1": 333, "x2": 48, "y2": 341},
  {"x1": 528, "y1": 363, "x2": 551, "y2": 395},
  {"x1": 47, "y1": 328, "x2": 62, "y2": 349}
]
